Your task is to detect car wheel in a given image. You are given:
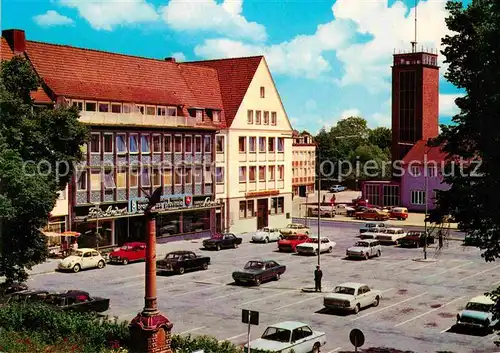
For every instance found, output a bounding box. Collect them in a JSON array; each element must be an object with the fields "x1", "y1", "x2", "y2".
[
  {"x1": 373, "y1": 296, "x2": 380, "y2": 307},
  {"x1": 178, "y1": 267, "x2": 185, "y2": 275},
  {"x1": 354, "y1": 304, "x2": 360, "y2": 314},
  {"x1": 72, "y1": 264, "x2": 81, "y2": 273},
  {"x1": 122, "y1": 258, "x2": 129, "y2": 265},
  {"x1": 365, "y1": 253, "x2": 370, "y2": 260},
  {"x1": 264, "y1": 237, "x2": 269, "y2": 244},
  {"x1": 312, "y1": 342, "x2": 321, "y2": 353},
  {"x1": 275, "y1": 273, "x2": 280, "y2": 281},
  {"x1": 202, "y1": 262, "x2": 209, "y2": 270},
  {"x1": 216, "y1": 244, "x2": 221, "y2": 251},
  {"x1": 97, "y1": 260, "x2": 105, "y2": 269},
  {"x1": 328, "y1": 247, "x2": 333, "y2": 253},
  {"x1": 254, "y1": 277, "x2": 261, "y2": 286},
  {"x1": 376, "y1": 250, "x2": 381, "y2": 257}
]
